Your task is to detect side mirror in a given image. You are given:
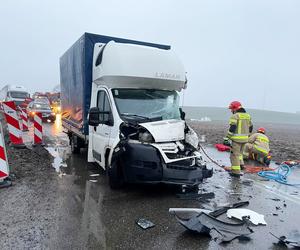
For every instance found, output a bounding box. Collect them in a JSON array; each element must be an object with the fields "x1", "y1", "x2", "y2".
[
  {"x1": 88, "y1": 107, "x2": 114, "y2": 127},
  {"x1": 88, "y1": 107, "x2": 101, "y2": 127},
  {"x1": 102, "y1": 111, "x2": 113, "y2": 126},
  {"x1": 179, "y1": 107, "x2": 186, "y2": 120}
]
